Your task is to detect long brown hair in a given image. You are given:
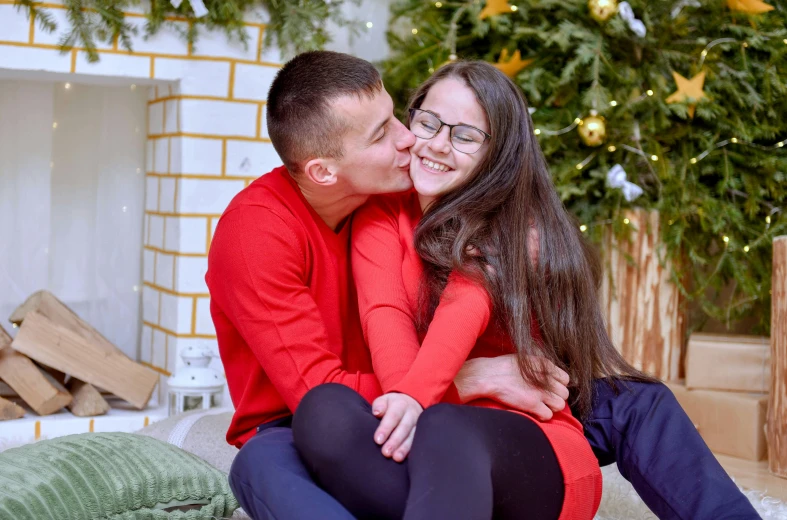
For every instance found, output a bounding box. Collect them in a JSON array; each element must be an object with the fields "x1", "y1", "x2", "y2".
[{"x1": 409, "y1": 61, "x2": 653, "y2": 418}]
